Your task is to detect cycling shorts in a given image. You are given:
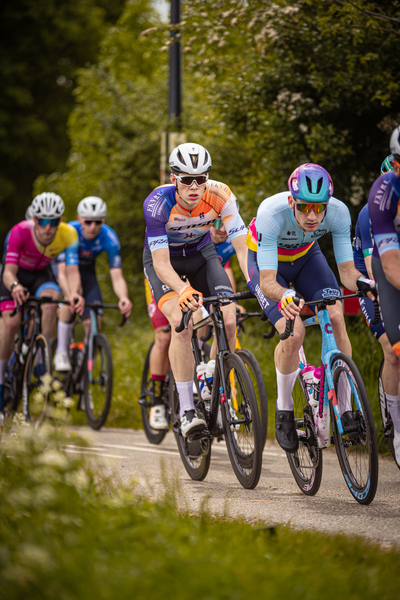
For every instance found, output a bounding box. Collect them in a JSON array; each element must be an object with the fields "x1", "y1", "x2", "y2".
[
  {"x1": 358, "y1": 295, "x2": 385, "y2": 340},
  {"x1": 248, "y1": 242, "x2": 341, "y2": 326},
  {"x1": 0, "y1": 264, "x2": 60, "y2": 314},
  {"x1": 372, "y1": 255, "x2": 400, "y2": 355},
  {"x1": 143, "y1": 242, "x2": 233, "y2": 310},
  {"x1": 80, "y1": 266, "x2": 103, "y2": 319},
  {"x1": 144, "y1": 277, "x2": 169, "y2": 330}
]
